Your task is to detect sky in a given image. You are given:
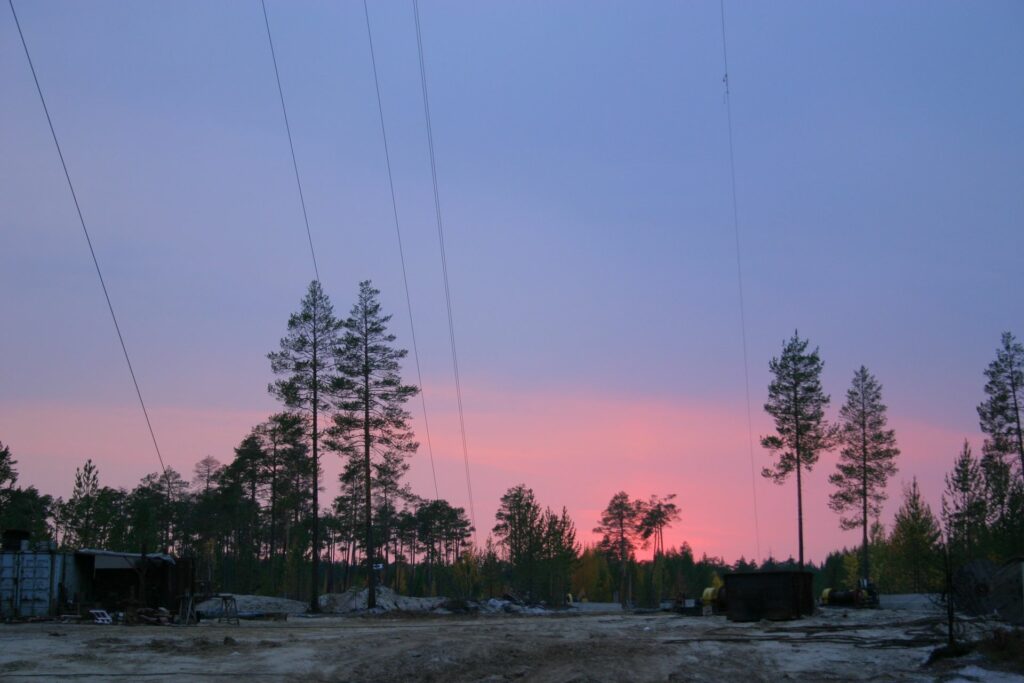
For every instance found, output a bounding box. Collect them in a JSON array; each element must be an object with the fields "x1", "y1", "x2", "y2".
[{"x1": 1, "y1": 1, "x2": 1022, "y2": 564}]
